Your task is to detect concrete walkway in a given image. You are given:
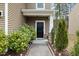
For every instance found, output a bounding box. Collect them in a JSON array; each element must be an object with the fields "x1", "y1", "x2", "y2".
[{"x1": 28, "y1": 39, "x2": 52, "y2": 56}]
